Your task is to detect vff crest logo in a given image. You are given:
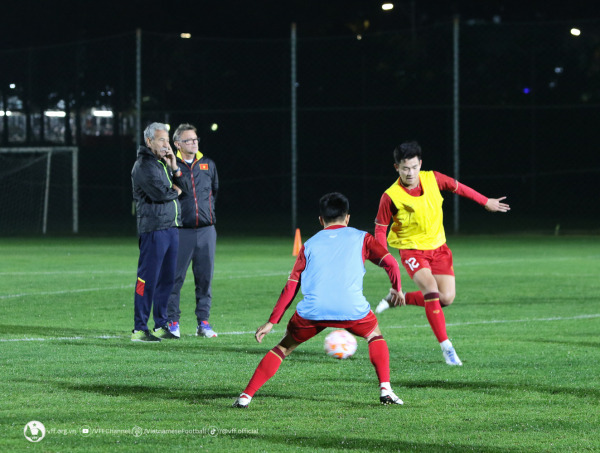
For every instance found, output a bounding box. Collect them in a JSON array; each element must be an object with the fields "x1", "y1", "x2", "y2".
[{"x1": 24, "y1": 420, "x2": 46, "y2": 442}]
